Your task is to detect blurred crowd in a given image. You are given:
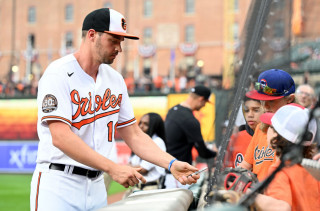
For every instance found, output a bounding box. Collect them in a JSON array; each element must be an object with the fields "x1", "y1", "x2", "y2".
[
  {"x1": 0, "y1": 70, "x2": 222, "y2": 98},
  {"x1": 0, "y1": 78, "x2": 38, "y2": 98},
  {"x1": 124, "y1": 70, "x2": 221, "y2": 95}
]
